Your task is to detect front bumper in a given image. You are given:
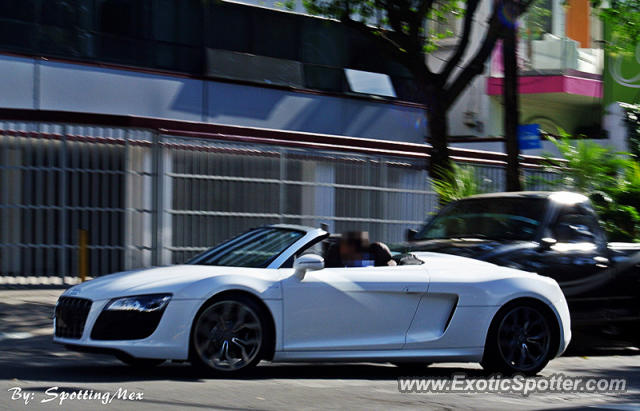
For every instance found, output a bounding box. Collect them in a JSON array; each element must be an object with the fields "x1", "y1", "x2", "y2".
[
  {"x1": 53, "y1": 298, "x2": 203, "y2": 360},
  {"x1": 554, "y1": 295, "x2": 572, "y2": 357}
]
